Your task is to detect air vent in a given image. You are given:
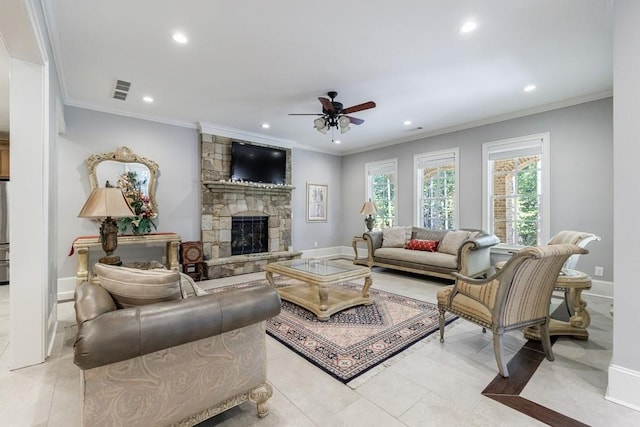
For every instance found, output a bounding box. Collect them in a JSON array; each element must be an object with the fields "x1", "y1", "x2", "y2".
[{"x1": 112, "y1": 79, "x2": 131, "y2": 101}]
